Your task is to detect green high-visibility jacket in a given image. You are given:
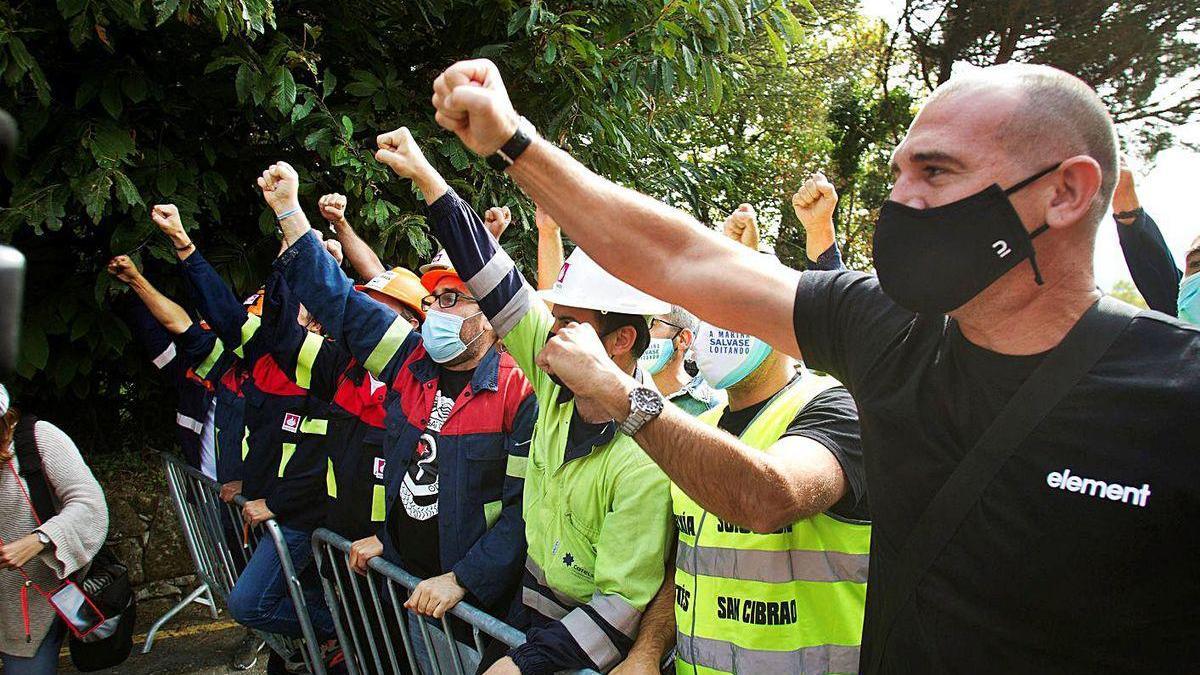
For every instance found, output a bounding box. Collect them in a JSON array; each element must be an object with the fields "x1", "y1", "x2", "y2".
[
  {"x1": 673, "y1": 373, "x2": 871, "y2": 675},
  {"x1": 504, "y1": 300, "x2": 675, "y2": 668}
]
